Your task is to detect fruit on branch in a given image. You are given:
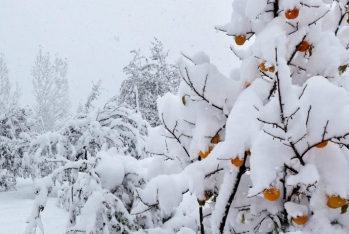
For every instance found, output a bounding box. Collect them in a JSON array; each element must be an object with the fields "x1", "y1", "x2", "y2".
[
  {"x1": 205, "y1": 190, "x2": 213, "y2": 201},
  {"x1": 285, "y1": 8, "x2": 299, "y2": 20},
  {"x1": 263, "y1": 188, "x2": 281, "y2": 201},
  {"x1": 246, "y1": 151, "x2": 251, "y2": 156},
  {"x1": 260, "y1": 62, "x2": 268, "y2": 72},
  {"x1": 316, "y1": 140, "x2": 328, "y2": 148},
  {"x1": 246, "y1": 83, "x2": 251, "y2": 88},
  {"x1": 292, "y1": 215, "x2": 308, "y2": 225},
  {"x1": 199, "y1": 146, "x2": 214, "y2": 159},
  {"x1": 231, "y1": 157, "x2": 244, "y2": 167},
  {"x1": 327, "y1": 195, "x2": 347, "y2": 209},
  {"x1": 298, "y1": 41, "x2": 310, "y2": 52},
  {"x1": 235, "y1": 35, "x2": 246, "y2": 46},
  {"x1": 269, "y1": 66, "x2": 275, "y2": 73},
  {"x1": 211, "y1": 134, "x2": 220, "y2": 144}
]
